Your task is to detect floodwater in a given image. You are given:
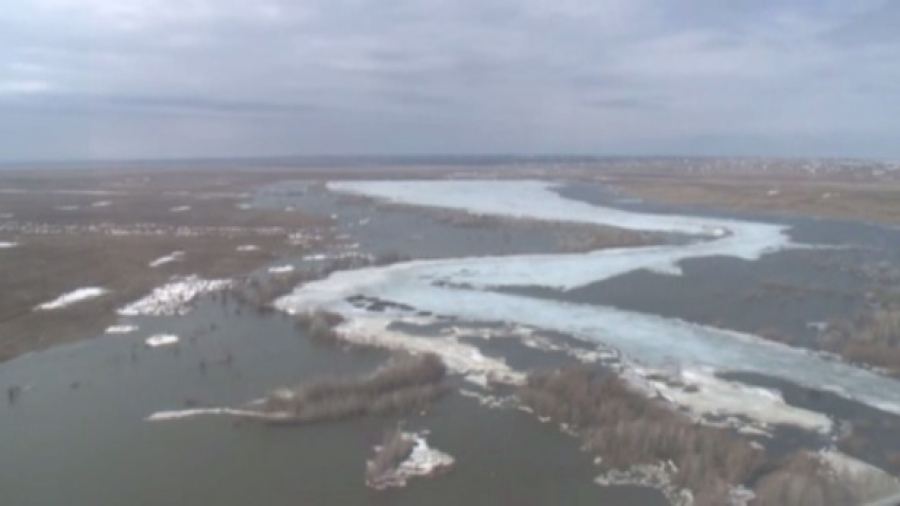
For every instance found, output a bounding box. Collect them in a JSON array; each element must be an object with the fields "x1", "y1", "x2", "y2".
[
  {"x1": 3, "y1": 178, "x2": 900, "y2": 506},
  {"x1": 0, "y1": 295, "x2": 667, "y2": 505}
]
